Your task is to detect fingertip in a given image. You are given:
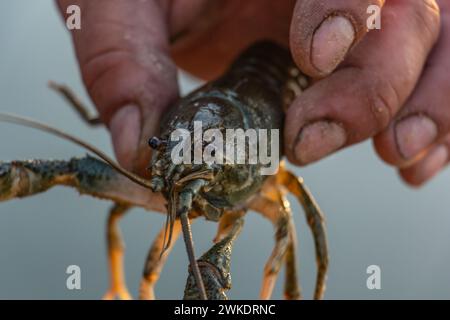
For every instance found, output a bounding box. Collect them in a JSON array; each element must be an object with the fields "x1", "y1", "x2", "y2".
[
  {"x1": 290, "y1": 16, "x2": 355, "y2": 78},
  {"x1": 285, "y1": 147, "x2": 305, "y2": 167},
  {"x1": 309, "y1": 15, "x2": 356, "y2": 76},
  {"x1": 373, "y1": 128, "x2": 403, "y2": 166},
  {"x1": 290, "y1": 0, "x2": 383, "y2": 78},
  {"x1": 399, "y1": 145, "x2": 448, "y2": 187},
  {"x1": 110, "y1": 104, "x2": 142, "y2": 170},
  {"x1": 399, "y1": 170, "x2": 426, "y2": 188},
  {"x1": 292, "y1": 120, "x2": 347, "y2": 165},
  {"x1": 374, "y1": 113, "x2": 440, "y2": 169}
]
